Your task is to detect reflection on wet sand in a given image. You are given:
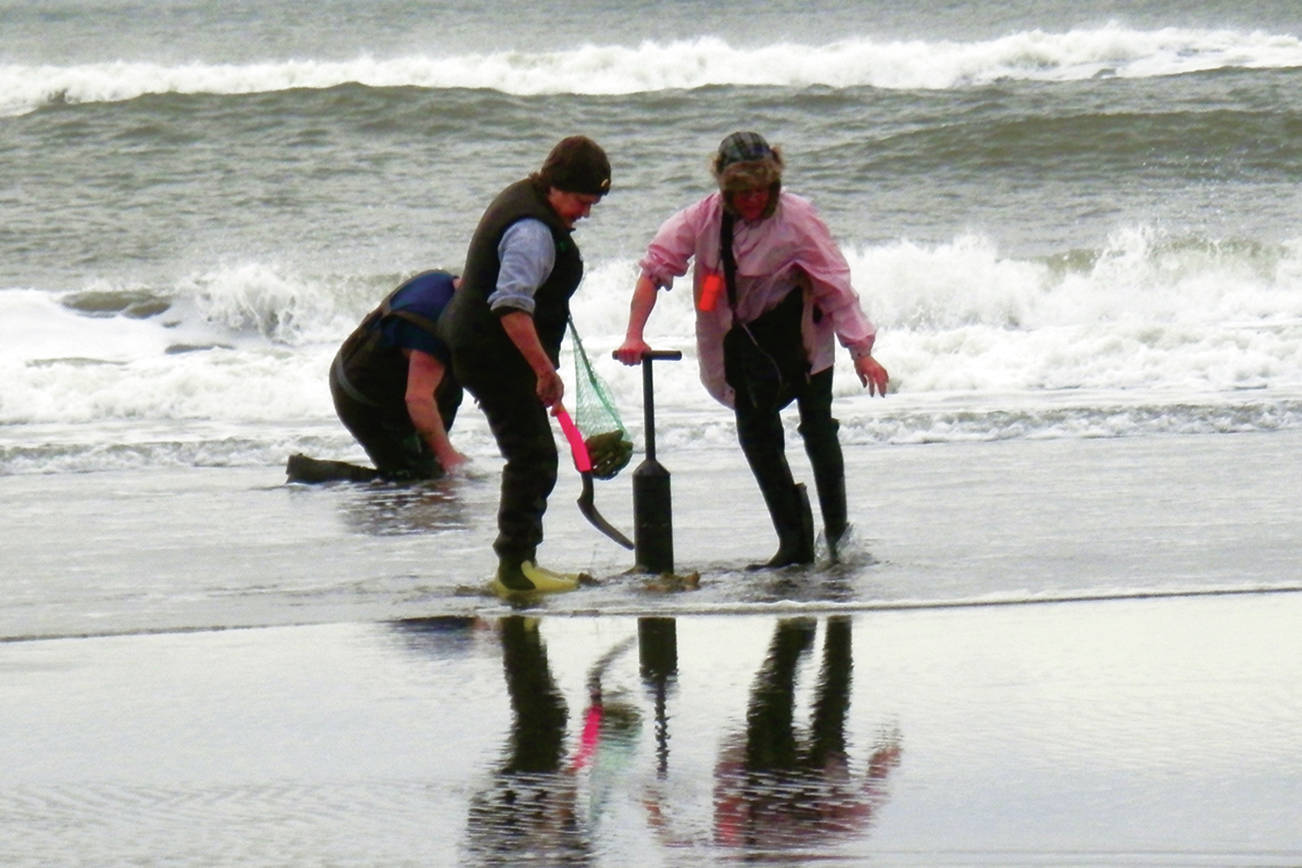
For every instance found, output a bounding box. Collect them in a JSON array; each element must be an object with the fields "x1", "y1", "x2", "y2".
[
  {"x1": 465, "y1": 616, "x2": 588, "y2": 865},
  {"x1": 460, "y1": 614, "x2": 901, "y2": 864},
  {"x1": 711, "y1": 616, "x2": 901, "y2": 850},
  {"x1": 338, "y1": 481, "x2": 469, "y2": 536},
  {"x1": 638, "y1": 617, "x2": 677, "y2": 780},
  {"x1": 642, "y1": 616, "x2": 902, "y2": 856}
]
